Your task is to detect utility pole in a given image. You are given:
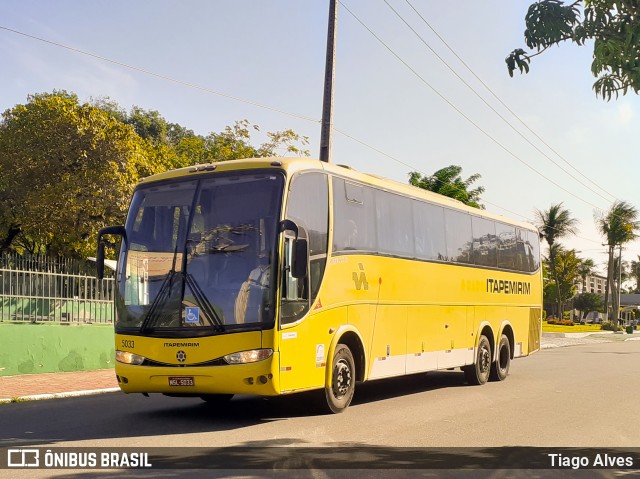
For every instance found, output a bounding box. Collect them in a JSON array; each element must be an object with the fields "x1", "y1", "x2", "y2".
[
  {"x1": 319, "y1": 0, "x2": 337, "y2": 163},
  {"x1": 617, "y1": 243, "x2": 623, "y2": 325}
]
